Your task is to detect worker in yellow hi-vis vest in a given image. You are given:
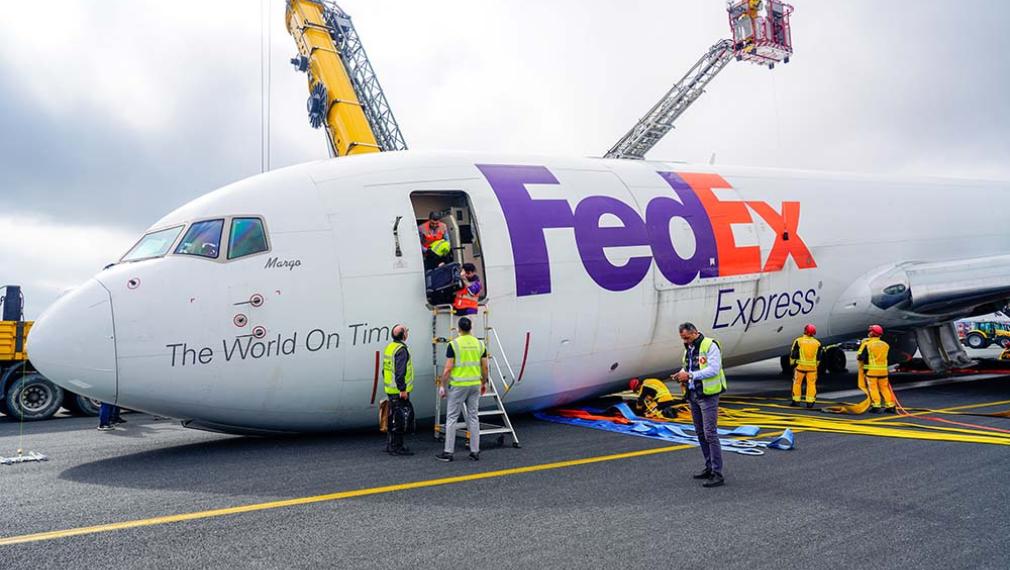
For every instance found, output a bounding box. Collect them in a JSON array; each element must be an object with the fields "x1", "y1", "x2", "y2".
[
  {"x1": 628, "y1": 377, "x2": 682, "y2": 419},
  {"x1": 435, "y1": 316, "x2": 489, "y2": 462},
  {"x1": 790, "y1": 324, "x2": 824, "y2": 409},
  {"x1": 858, "y1": 324, "x2": 895, "y2": 414},
  {"x1": 381, "y1": 324, "x2": 415, "y2": 456}
]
